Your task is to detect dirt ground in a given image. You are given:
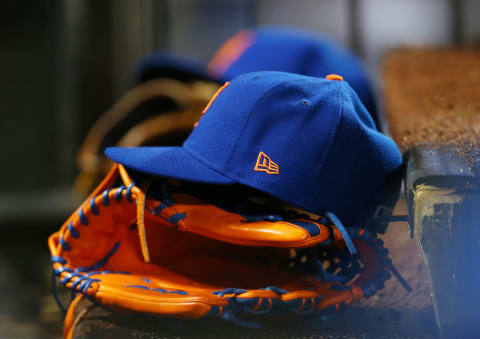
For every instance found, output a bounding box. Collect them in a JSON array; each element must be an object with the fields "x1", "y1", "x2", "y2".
[
  {"x1": 0, "y1": 198, "x2": 439, "y2": 338},
  {"x1": 383, "y1": 47, "x2": 480, "y2": 152}
]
